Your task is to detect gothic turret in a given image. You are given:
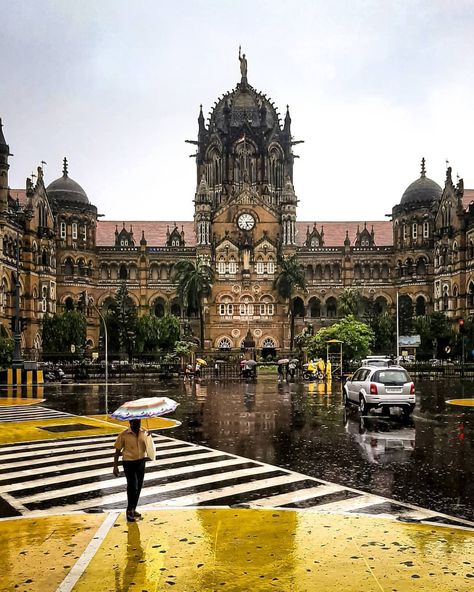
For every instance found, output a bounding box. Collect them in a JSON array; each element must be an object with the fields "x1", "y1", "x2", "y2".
[{"x1": 0, "y1": 118, "x2": 10, "y2": 212}]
